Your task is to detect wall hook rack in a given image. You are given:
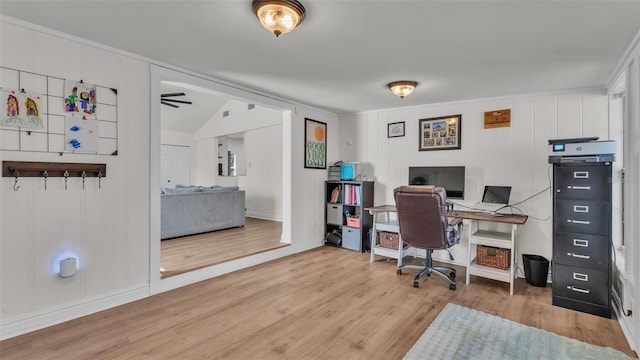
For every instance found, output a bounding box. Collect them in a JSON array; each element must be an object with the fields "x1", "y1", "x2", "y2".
[{"x1": 3, "y1": 161, "x2": 107, "y2": 190}]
